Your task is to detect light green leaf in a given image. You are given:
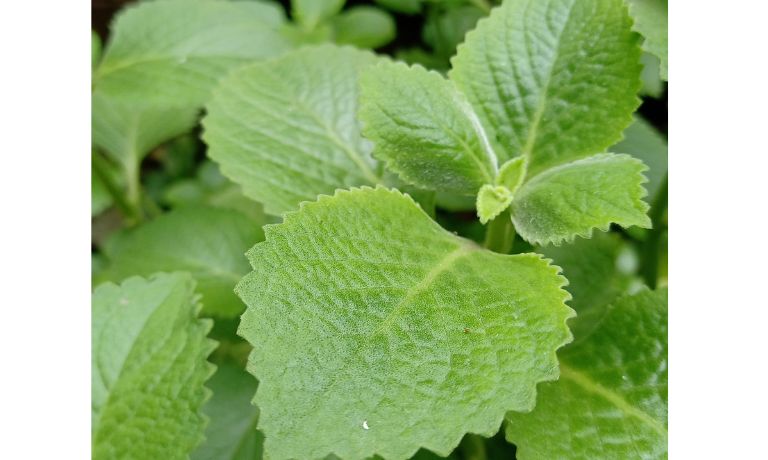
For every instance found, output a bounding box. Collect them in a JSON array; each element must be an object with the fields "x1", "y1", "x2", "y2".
[
  {"x1": 192, "y1": 363, "x2": 263, "y2": 460},
  {"x1": 495, "y1": 156, "x2": 526, "y2": 192},
  {"x1": 92, "y1": 273, "x2": 215, "y2": 459},
  {"x1": 93, "y1": 0, "x2": 291, "y2": 108},
  {"x1": 450, "y1": 0, "x2": 643, "y2": 173},
  {"x1": 511, "y1": 153, "x2": 651, "y2": 246},
  {"x1": 102, "y1": 206, "x2": 263, "y2": 317},
  {"x1": 640, "y1": 52, "x2": 664, "y2": 98},
  {"x1": 612, "y1": 116, "x2": 668, "y2": 202},
  {"x1": 332, "y1": 6, "x2": 396, "y2": 49},
  {"x1": 506, "y1": 287, "x2": 668, "y2": 459},
  {"x1": 237, "y1": 187, "x2": 574, "y2": 459},
  {"x1": 203, "y1": 45, "x2": 383, "y2": 215},
  {"x1": 374, "y1": 0, "x2": 422, "y2": 14},
  {"x1": 476, "y1": 185, "x2": 512, "y2": 224},
  {"x1": 92, "y1": 30, "x2": 101, "y2": 70},
  {"x1": 360, "y1": 61, "x2": 497, "y2": 195},
  {"x1": 627, "y1": 0, "x2": 668, "y2": 80},
  {"x1": 292, "y1": 0, "x2": 345, "y2": 30},
  {"x1": 92, "y1": 90, "x2": 198, "y2": 168}
]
